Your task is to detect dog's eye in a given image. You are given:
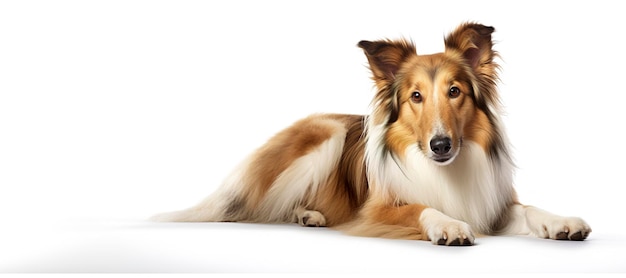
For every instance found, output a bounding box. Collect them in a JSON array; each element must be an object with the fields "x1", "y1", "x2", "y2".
[
  {"x1": 411, "y1": 91, "x2": 423, "y2": 103},
  {"x1": 449, "y1": 86, "x2": 461, "y2": 98}
]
